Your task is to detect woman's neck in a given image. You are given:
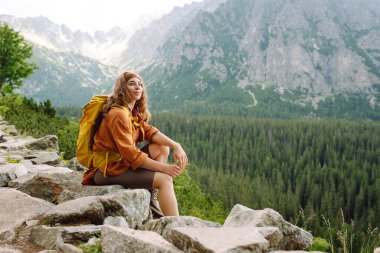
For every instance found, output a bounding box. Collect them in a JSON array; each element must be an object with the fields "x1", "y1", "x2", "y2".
[{"x1": 126, "y1": 101, "x2": 135, "y2": 111}]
